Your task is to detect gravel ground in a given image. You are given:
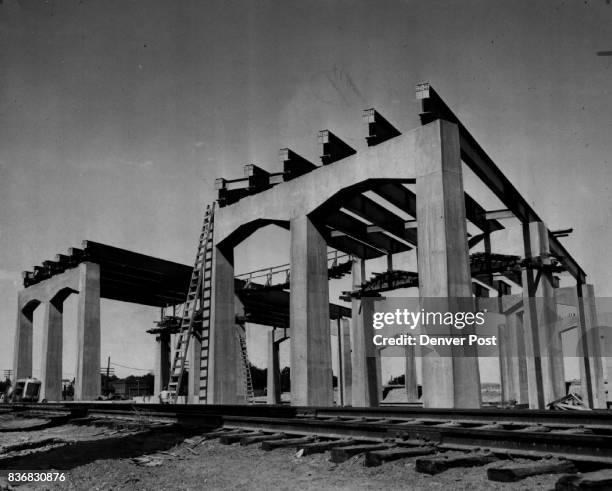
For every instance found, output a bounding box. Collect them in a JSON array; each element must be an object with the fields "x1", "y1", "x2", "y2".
[{"x1": 0, "y1": 420, "x2": 565, "y2": 491}]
